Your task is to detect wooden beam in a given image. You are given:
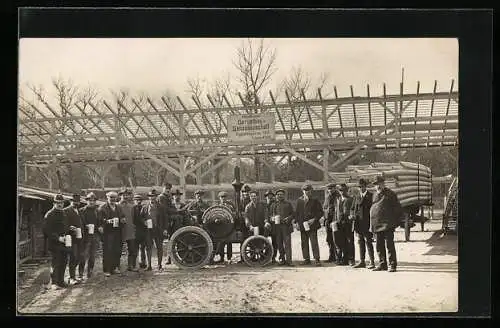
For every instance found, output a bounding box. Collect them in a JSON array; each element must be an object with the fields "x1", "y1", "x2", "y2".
[
  {"x1": 132, "y1": 98, "x2": 172, "y2": 144},
  {"x1": 334, "y1": 86, "x2": 344, "y2": 138},
  {"x1": 427, "y1": 80, "x2": 439, "y2": 147},
  {"x1": 317, "y1": 88, "x2": 330, "y2": 138},
  {"x1": 177, "y1": 96, "x2": 209, "y2": 142},
  {"x1": 285, "y1": 90, "x2": 304, "y2": 142},
  {"x1": 413, "y1": 81, "x2": 421, "y2": 146},
  {"x1": 206, "y1": 94, "x2": 228, "y2": 130},
  {"x1": 200, "y1": 156, "x2": 232, "y2": 178},
  {"x1": 161, "y1": 96, "x2": 191, "y2": 144},
  {"x1": 117, "y1": 99, "x2": 161, "y2": 147},
  {"x1": 367, "y1": 84, "x2": 373, "y2": 136},
  {"x1": 185, "y1": 148, "x2": 225, "y2": 176},
  {"x1": 146, "y1": 97, "x2": 180, "y2": 141},
  {"x1": 282, "y1": 145, "x2": 326, "y2": 173},
  {"x1": 192, "y1": 95, "x2": 221, "y2": 143},
  {"x1": 350, "y1": 85, "x2": 359, "y2": 142},
  {"x1": 269, "y1": 91, "x2": 289, "y2": 140},
  {"x1": 300, "y1": 88, "x2": 321, "y2": 139},
  {"x1": 441, "y1": 79, "x2": 455, "y2": 146}
]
